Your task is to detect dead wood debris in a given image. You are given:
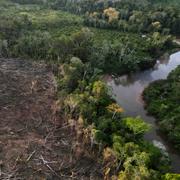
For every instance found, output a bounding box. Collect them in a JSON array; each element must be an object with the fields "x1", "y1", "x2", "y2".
[{"x1": 0, "y1": 58, "x2": 102, "y2": 180}]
